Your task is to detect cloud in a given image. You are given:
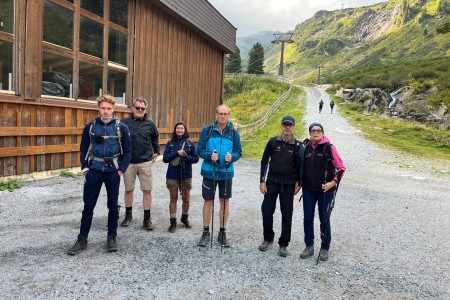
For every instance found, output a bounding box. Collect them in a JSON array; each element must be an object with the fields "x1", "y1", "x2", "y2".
[{"x1": 208, "y1": 0, "x2": 386, "y2": 37}]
